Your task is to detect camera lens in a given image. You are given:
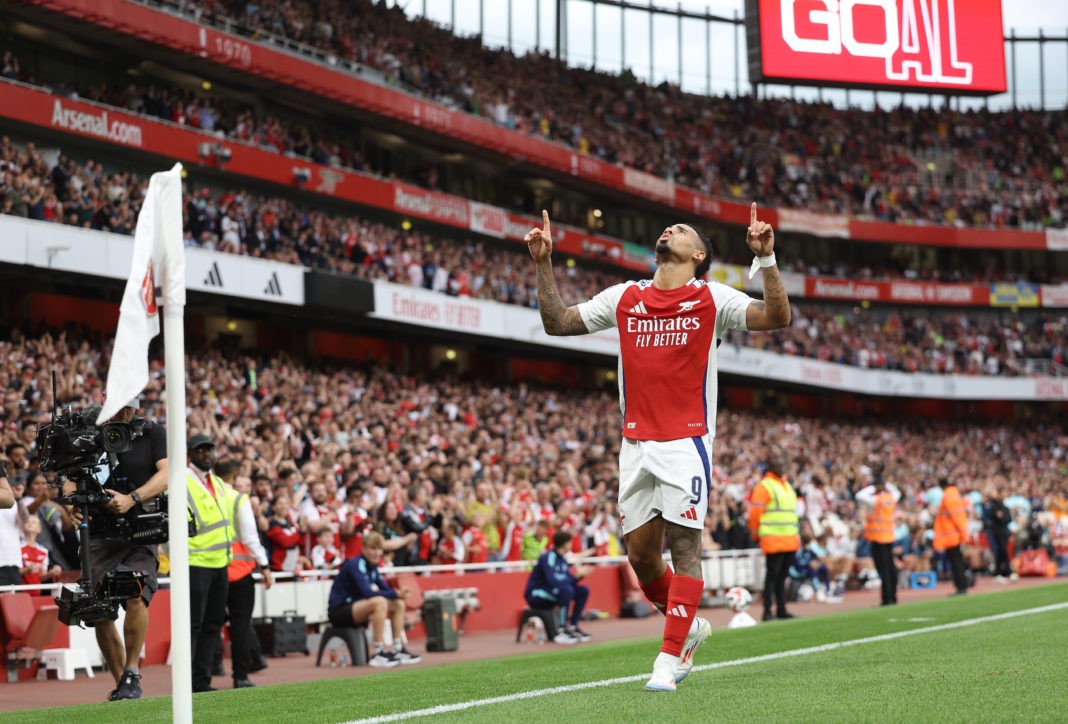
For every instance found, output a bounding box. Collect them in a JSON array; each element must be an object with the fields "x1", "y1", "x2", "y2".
[{"x1": 101, "y1": 423, "x2": 132, "y2": 453}]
